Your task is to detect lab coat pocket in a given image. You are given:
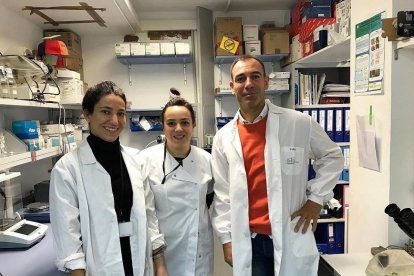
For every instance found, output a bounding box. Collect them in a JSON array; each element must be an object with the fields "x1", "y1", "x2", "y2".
[
  {"x1": 150, "y1": 184, "x2": 168, "y2": 212},
  {"x1": 286, "y1": 217, "x2": 319, "y2": 275},
  {"x1": 281, "y1": 146, "x2": 304, "y2": 175}
]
